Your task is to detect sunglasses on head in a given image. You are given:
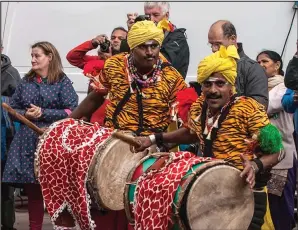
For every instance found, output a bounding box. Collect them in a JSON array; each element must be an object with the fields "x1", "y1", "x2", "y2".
[{"x1": 202, "y1": 79, "x2": 229, "y2": 88}]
